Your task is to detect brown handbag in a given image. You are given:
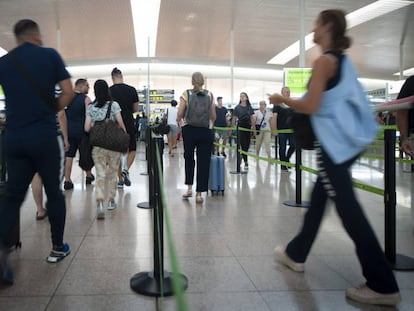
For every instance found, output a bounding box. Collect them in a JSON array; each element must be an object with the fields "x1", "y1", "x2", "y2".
[{"x1": 89, "y1": 102, "x2": 129, "y2": 153}]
